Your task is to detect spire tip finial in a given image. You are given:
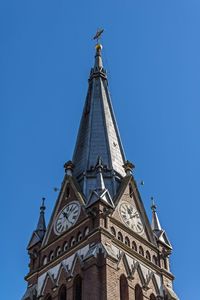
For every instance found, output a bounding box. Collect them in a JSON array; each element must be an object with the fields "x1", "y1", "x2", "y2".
[
  {"x1": 93, "y1": 29, "x2": 104, "y2": 55},
  {"x1": 151, "y1": 196, "x2": 157, "y2": 212},
  {"x1": 40, "y1": 197, "x2": 46, "y2": 211},
  {"x1": 95, "y1": 43, "x2": 103, "y2": 51}
]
